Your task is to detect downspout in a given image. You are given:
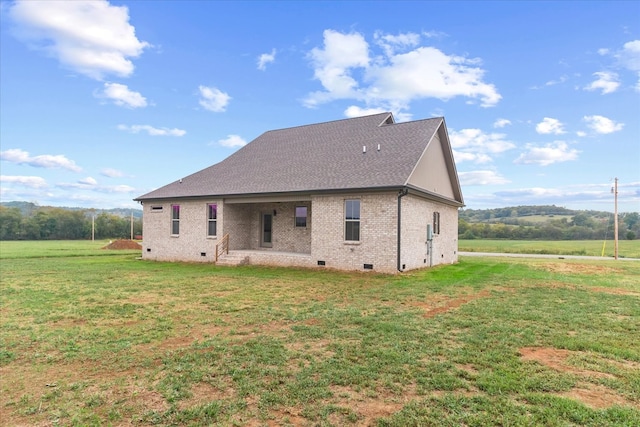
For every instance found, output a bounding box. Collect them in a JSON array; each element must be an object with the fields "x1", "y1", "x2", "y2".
[{"x1": 397, "y1": 188, "x2": 409, "y2": 272}]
